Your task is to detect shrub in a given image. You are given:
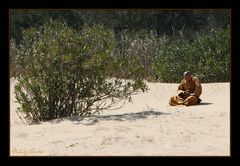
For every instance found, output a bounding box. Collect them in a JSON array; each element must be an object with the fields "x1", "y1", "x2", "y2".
[
  {"x1": 152, "y1": 27, "x2": 230, "y2": 83},
  {"x1": 13, "y1": 20, "x2": 147, "y2": 122},
  {"x1": 192, "y1": 27, "x2": 230, "y2": 82}
]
